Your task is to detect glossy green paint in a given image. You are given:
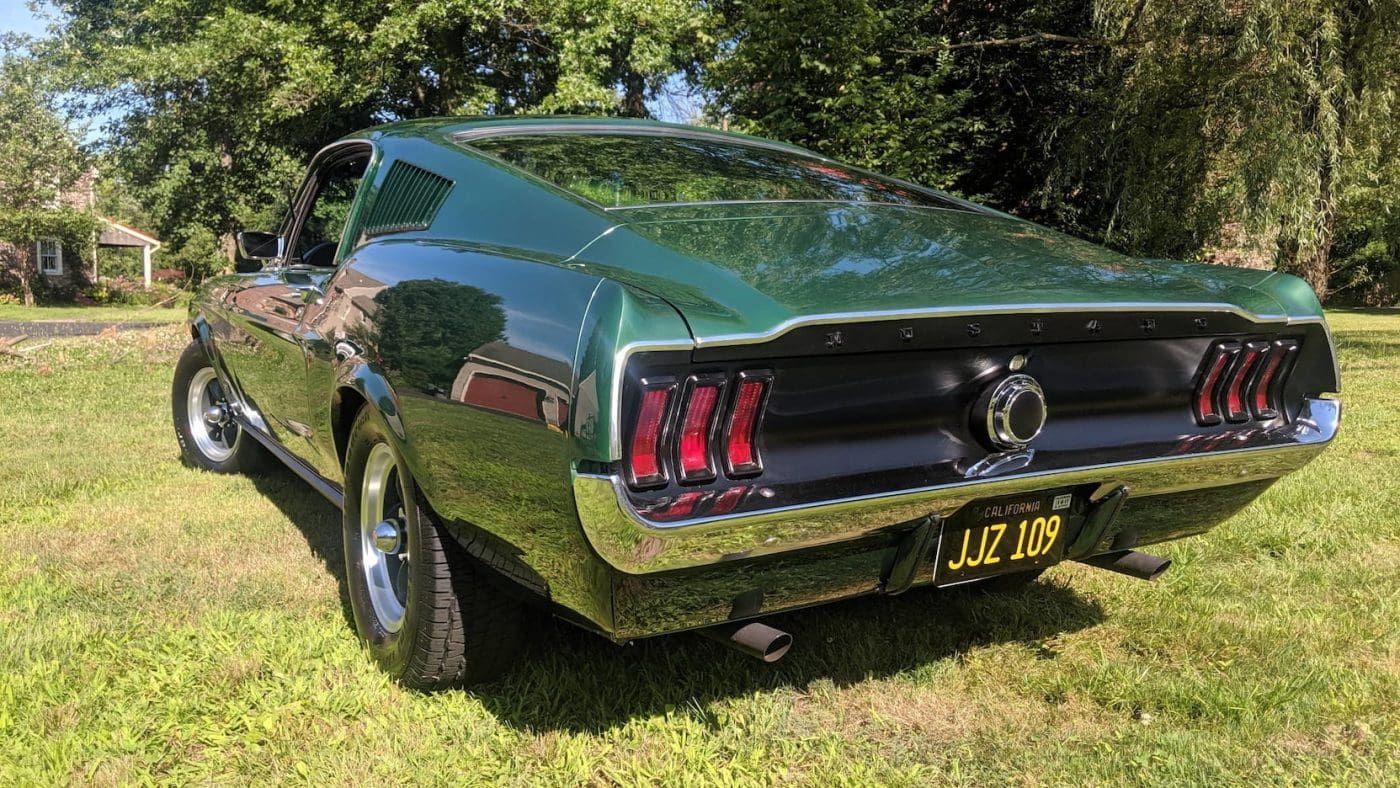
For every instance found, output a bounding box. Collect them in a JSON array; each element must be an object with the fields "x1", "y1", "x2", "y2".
[
  {"x1": 189, "y1": 117, "x2": 1337, "y2": 638},
  {"x1": 343, "y1": 116, "x2": 1329, "y2": 462},
  {"x1": 581, "y1": 203, "x2": 1320, "y2": 343},
  {"x1": 571, "y1": 279, "x2": 693, "y2": 463},
  {"x1": 356, "y1": 119, "x2": 1323, "y2": 341}
]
